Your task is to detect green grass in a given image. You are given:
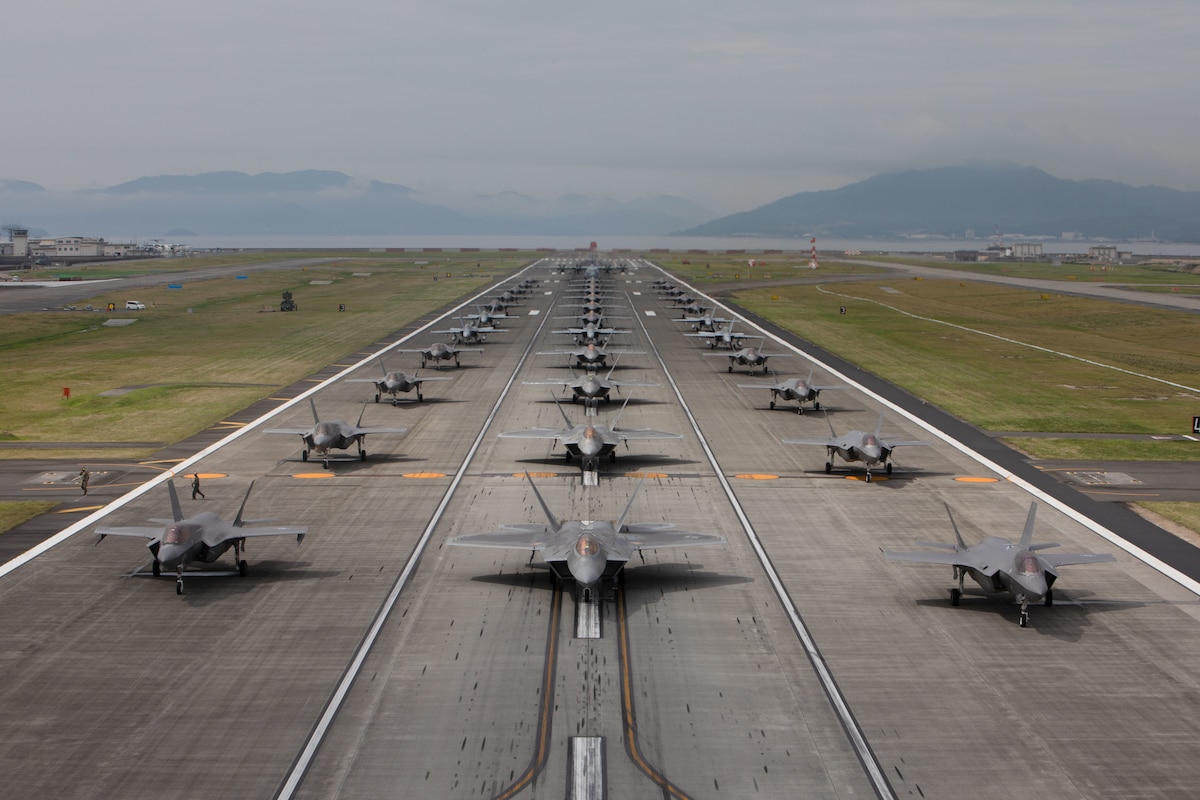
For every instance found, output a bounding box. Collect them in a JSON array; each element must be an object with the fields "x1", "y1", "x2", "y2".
[
  {"x1": 855, "y1": 255, "x2": 1200, "y2": 285},
  {"x1": 1002, "y1": 438, "x2": 1199, "y2": 462},
  {"x1": 1140, "y1": 503, "x2": 1200, "y2": 540},
  {"x1": 0, "y1": 252, "x2": 530, "y2": 458},
  {"x1": 734, "y1": 279, "x2": 1200, "y2": 439},
  {"x1": 0, "y1": 501, "x2": 59, "y2": 536}
]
